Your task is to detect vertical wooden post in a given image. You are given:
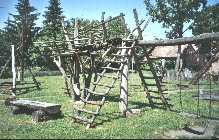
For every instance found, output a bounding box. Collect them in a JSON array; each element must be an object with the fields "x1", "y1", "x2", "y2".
[
  {"x1": 61, "y1": 17, "x2": 73, "y2": 50},
  {"x1": 119, "y1": 41, "x2": 128, "y2": 116},
  {"x1": 73, "y1": 18, "x2": 81, "y2": 100},
  {"x1": 101, "y1": 12, "x2": 107, "y2": 42},
  {"x1": 119, "y1": 13, "x2": 128, "y2": 37},
  {"x1": 175, "y1": 45, "x2": 182, "y2": 80},
  {"x1": 11, "y1": 45, "x2": 16, "y2": 96},
  {"x1": 133, "y1": 9, "x2": 143, "y2": 40}
]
